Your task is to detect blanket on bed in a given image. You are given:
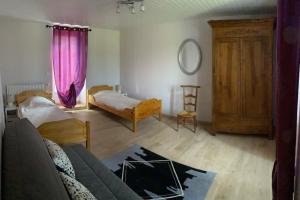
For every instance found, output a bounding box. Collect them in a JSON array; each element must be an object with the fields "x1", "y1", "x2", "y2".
[
  {"x1": 93, "y1": 91, "x2": 140, "y2": 110},
  {"x1": 18, "y1": 96, "x2": 71, "y2": 127}
]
